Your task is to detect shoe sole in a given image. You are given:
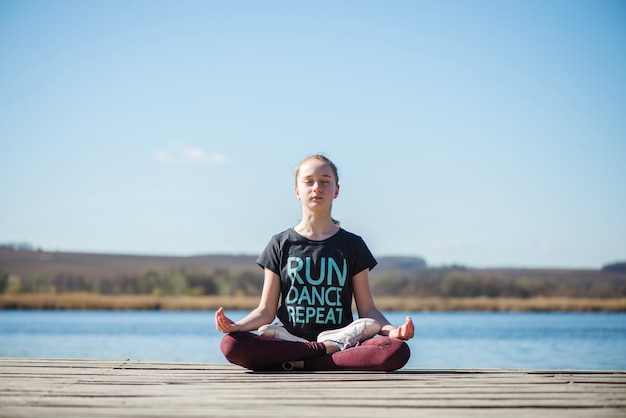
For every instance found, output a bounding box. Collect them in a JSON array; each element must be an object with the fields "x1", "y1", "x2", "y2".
[
  {"x1": 316, "y1": 318, "x2": 381, "y2": 343},
  {"x1": 258, "y1": 324, "x2": 309, "y2": 343}
]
